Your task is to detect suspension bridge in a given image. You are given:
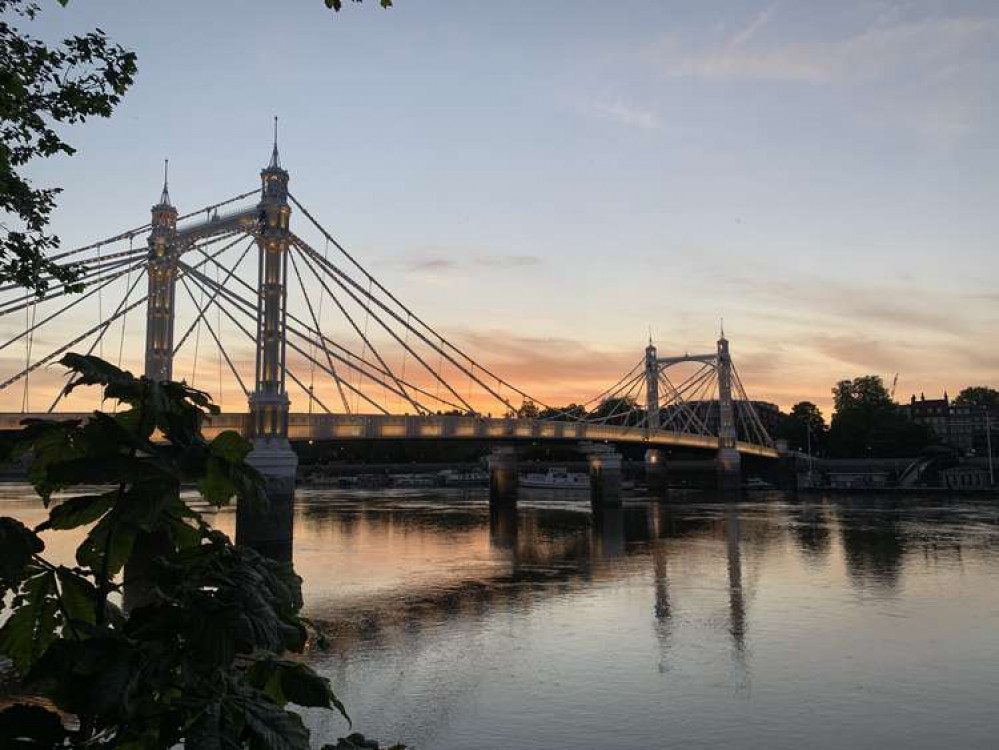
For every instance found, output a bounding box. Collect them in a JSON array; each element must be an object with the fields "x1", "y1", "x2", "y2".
[{"x1": 0, "y1": 131, "x2": 780, "y2": 523}]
